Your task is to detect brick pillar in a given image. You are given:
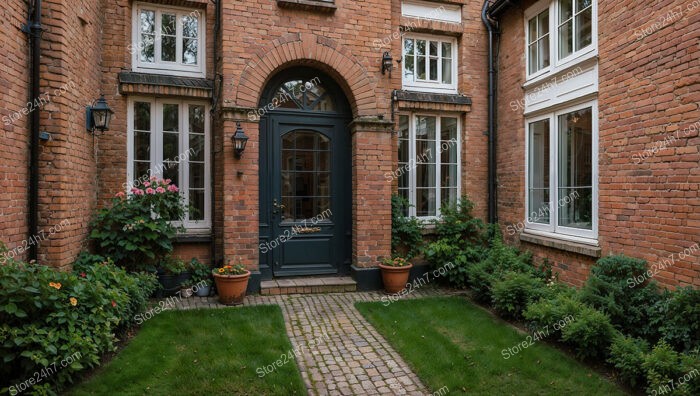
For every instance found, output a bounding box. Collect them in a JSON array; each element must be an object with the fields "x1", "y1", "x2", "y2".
[
  {"x1": 350, "y1": 117, "x2": 394, "y2": 268},
  {"x1": 221, "y1": 107, "x2": 259, "y2": 272}
]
